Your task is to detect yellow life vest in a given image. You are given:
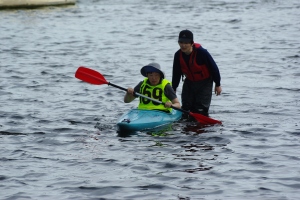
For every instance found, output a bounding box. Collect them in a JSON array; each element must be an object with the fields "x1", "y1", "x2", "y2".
[{"x1": 138, "y1": 78, "x2": 172, "y2": 112}]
